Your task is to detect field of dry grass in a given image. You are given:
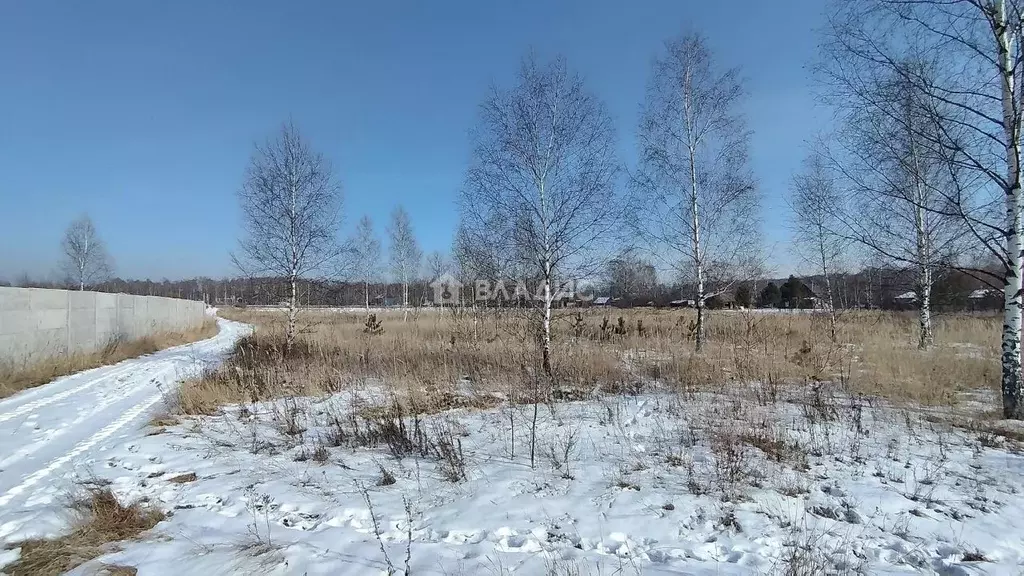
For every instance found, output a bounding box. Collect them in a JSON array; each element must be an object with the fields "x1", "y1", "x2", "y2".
[
  {"x1": 0, "y1": 316, "x2": 219, "y2": 399},
  {"x1": 180, "y1": 307, "x2": 999, "y2": 416}
]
